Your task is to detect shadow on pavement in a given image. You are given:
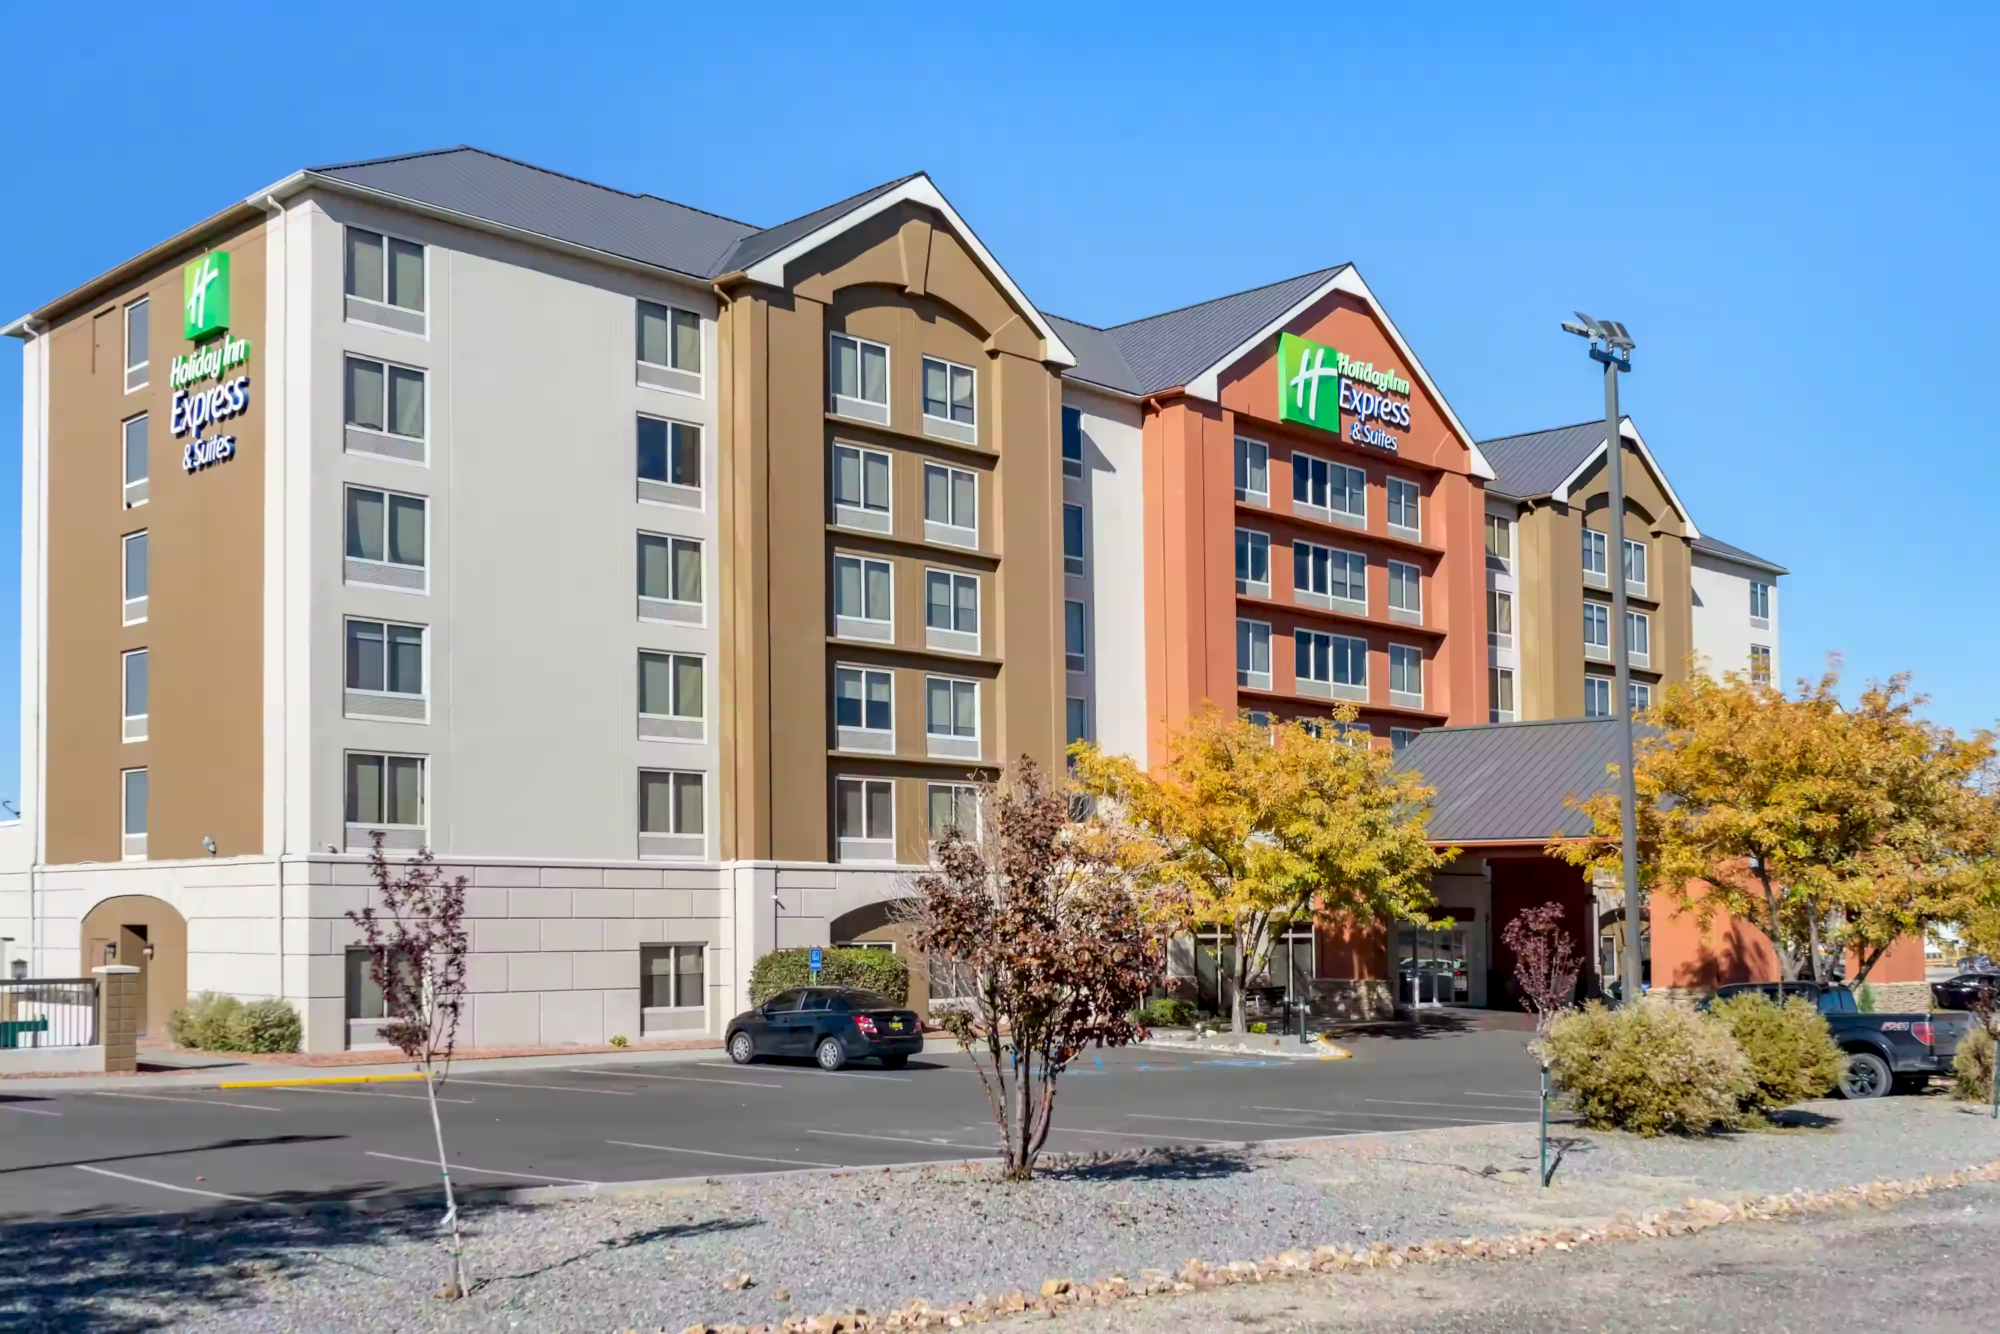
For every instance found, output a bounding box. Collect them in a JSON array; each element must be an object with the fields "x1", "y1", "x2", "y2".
[
  {"x1": 0, "y1": 1134, "x2": 347, "y2": 1183},
  {"x1": 1041, "y1": 1145, "x2": 1254, "y2": 1183},
  {"x1": 485, "y1": 1216, "x2": 756, "y2": 1284}
]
